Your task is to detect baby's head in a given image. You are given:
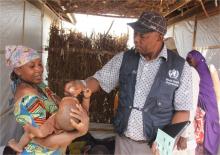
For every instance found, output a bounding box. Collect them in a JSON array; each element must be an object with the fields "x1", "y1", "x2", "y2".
[{"x1": 55, "y1": 97, "x2": 80, "y2": 131}]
